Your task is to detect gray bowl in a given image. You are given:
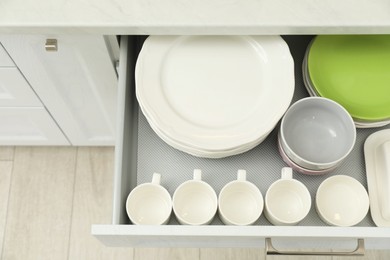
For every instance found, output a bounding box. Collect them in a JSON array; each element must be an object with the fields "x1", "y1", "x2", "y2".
[{"x1": 279, "y1": 97, "x2": 356, "y2": 171}]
